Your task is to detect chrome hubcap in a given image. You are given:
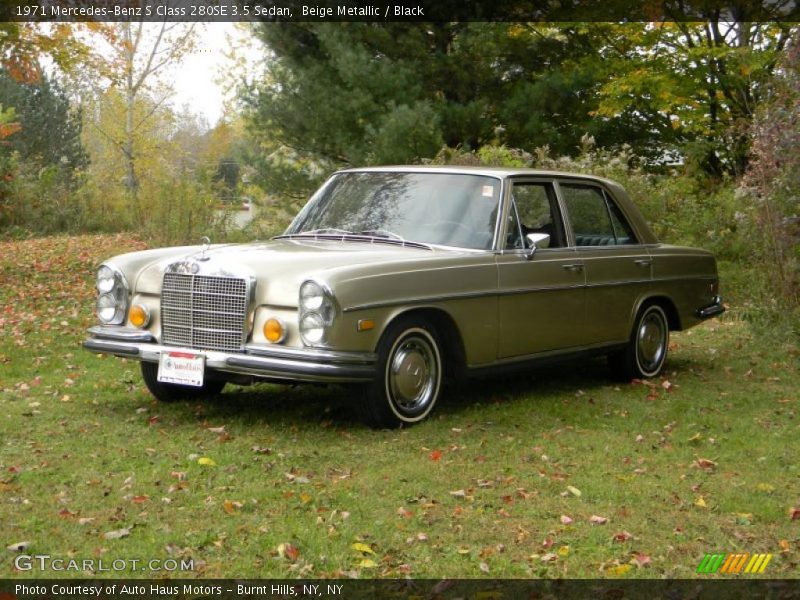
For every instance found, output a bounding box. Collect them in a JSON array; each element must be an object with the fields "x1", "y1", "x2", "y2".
[
  {"x1": 389, "y1": 335, "x2": 438, "y2": 415},
  {"x1": 637, "y1": 311, "x2": 666, "y2": 373}
]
